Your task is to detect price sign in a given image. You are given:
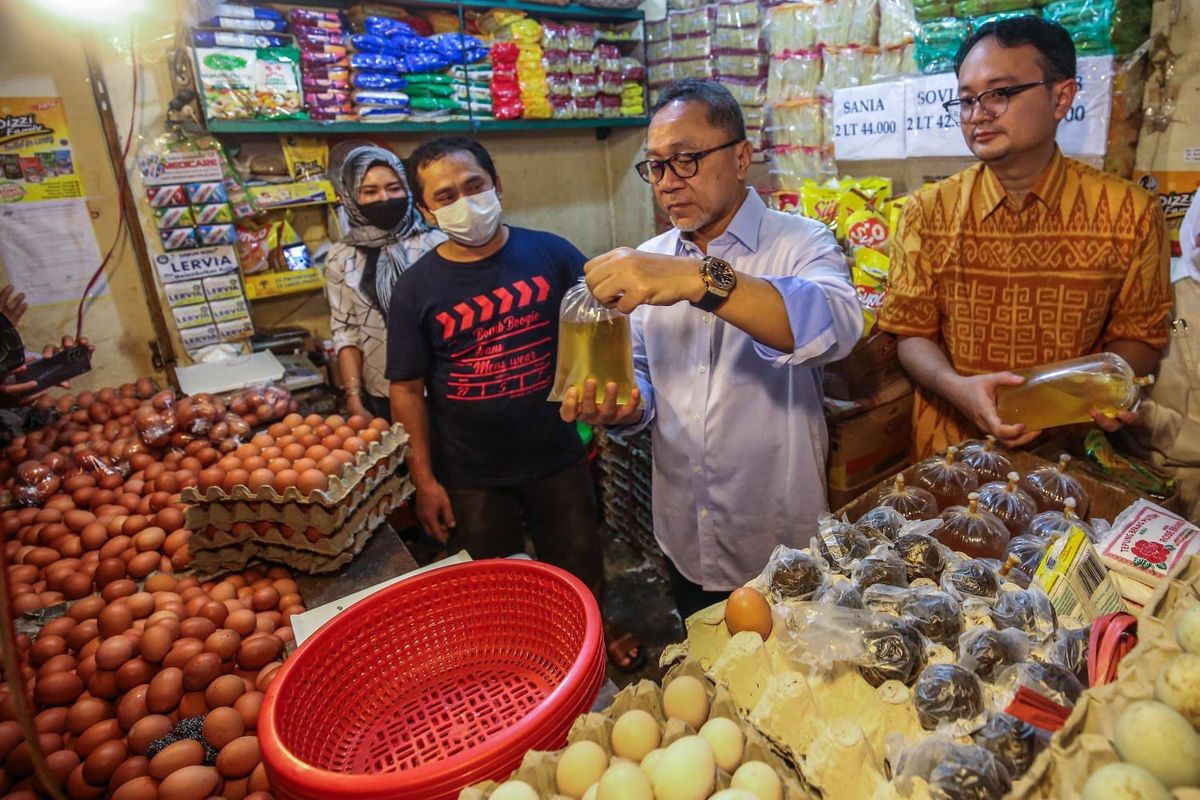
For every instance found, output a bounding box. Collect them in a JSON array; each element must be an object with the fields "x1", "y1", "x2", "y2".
[
  {"x1": 1057, "y1": 55, "x2": 1114, "y2": 158},
  {"x1": 904, "y1": 73, "x2": 973, "y2": 158},
  {"x1": 832, "y1": 81, "x2": 907, "y2": 161}
]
